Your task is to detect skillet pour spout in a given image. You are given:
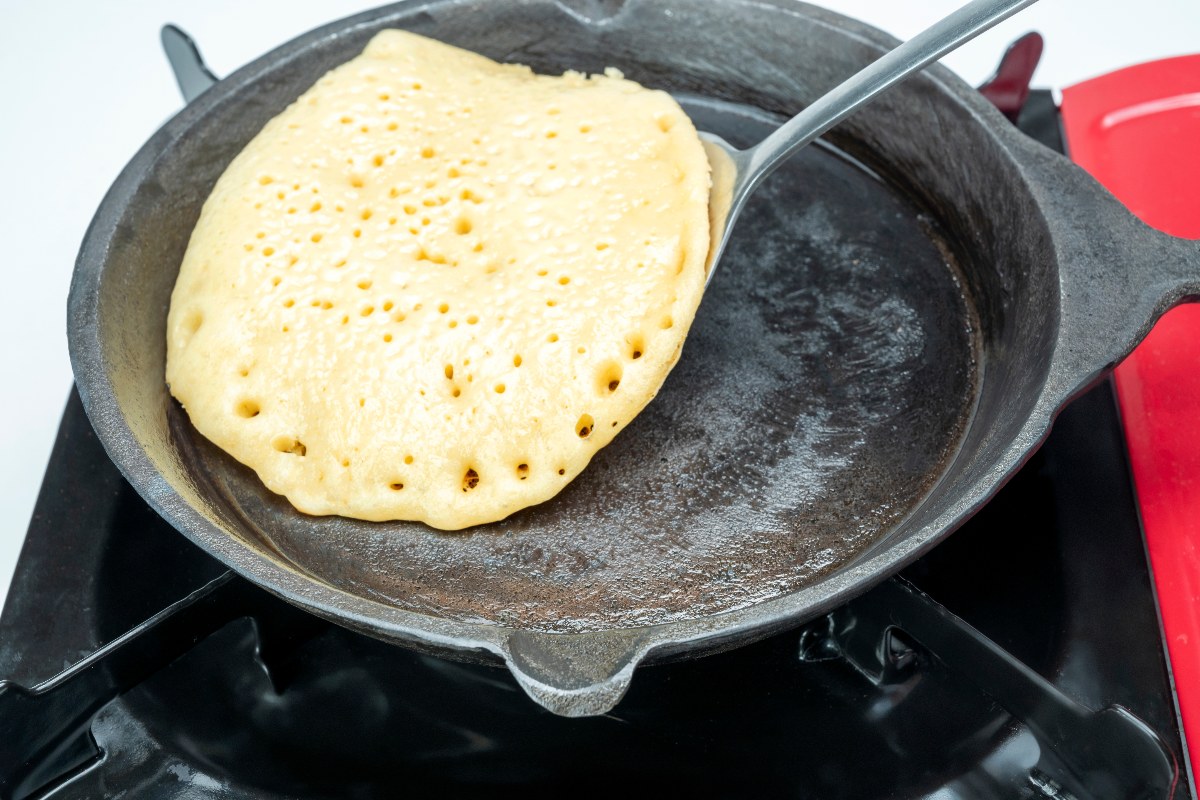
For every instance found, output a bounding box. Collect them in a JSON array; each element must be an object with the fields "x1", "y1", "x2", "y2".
[{"x1": 68, "y1": 1, "x2": 1199, "y2": 717}]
